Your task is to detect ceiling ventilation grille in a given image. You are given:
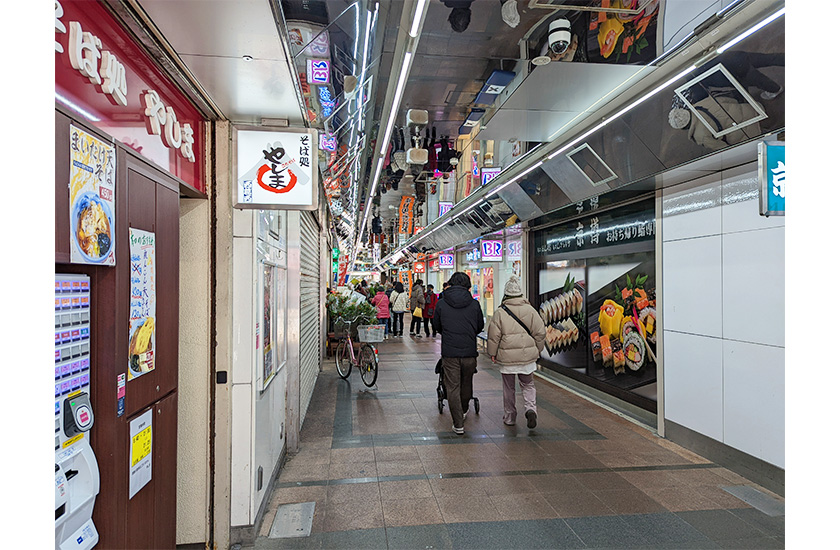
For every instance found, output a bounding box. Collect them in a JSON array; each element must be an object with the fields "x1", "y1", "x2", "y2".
[
  {"x1": 674, "y1": 63, "x2": 768, "y2": 140},
  {"x1": 566, "y1": 143, "x2": 617, "y2": 187}
]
